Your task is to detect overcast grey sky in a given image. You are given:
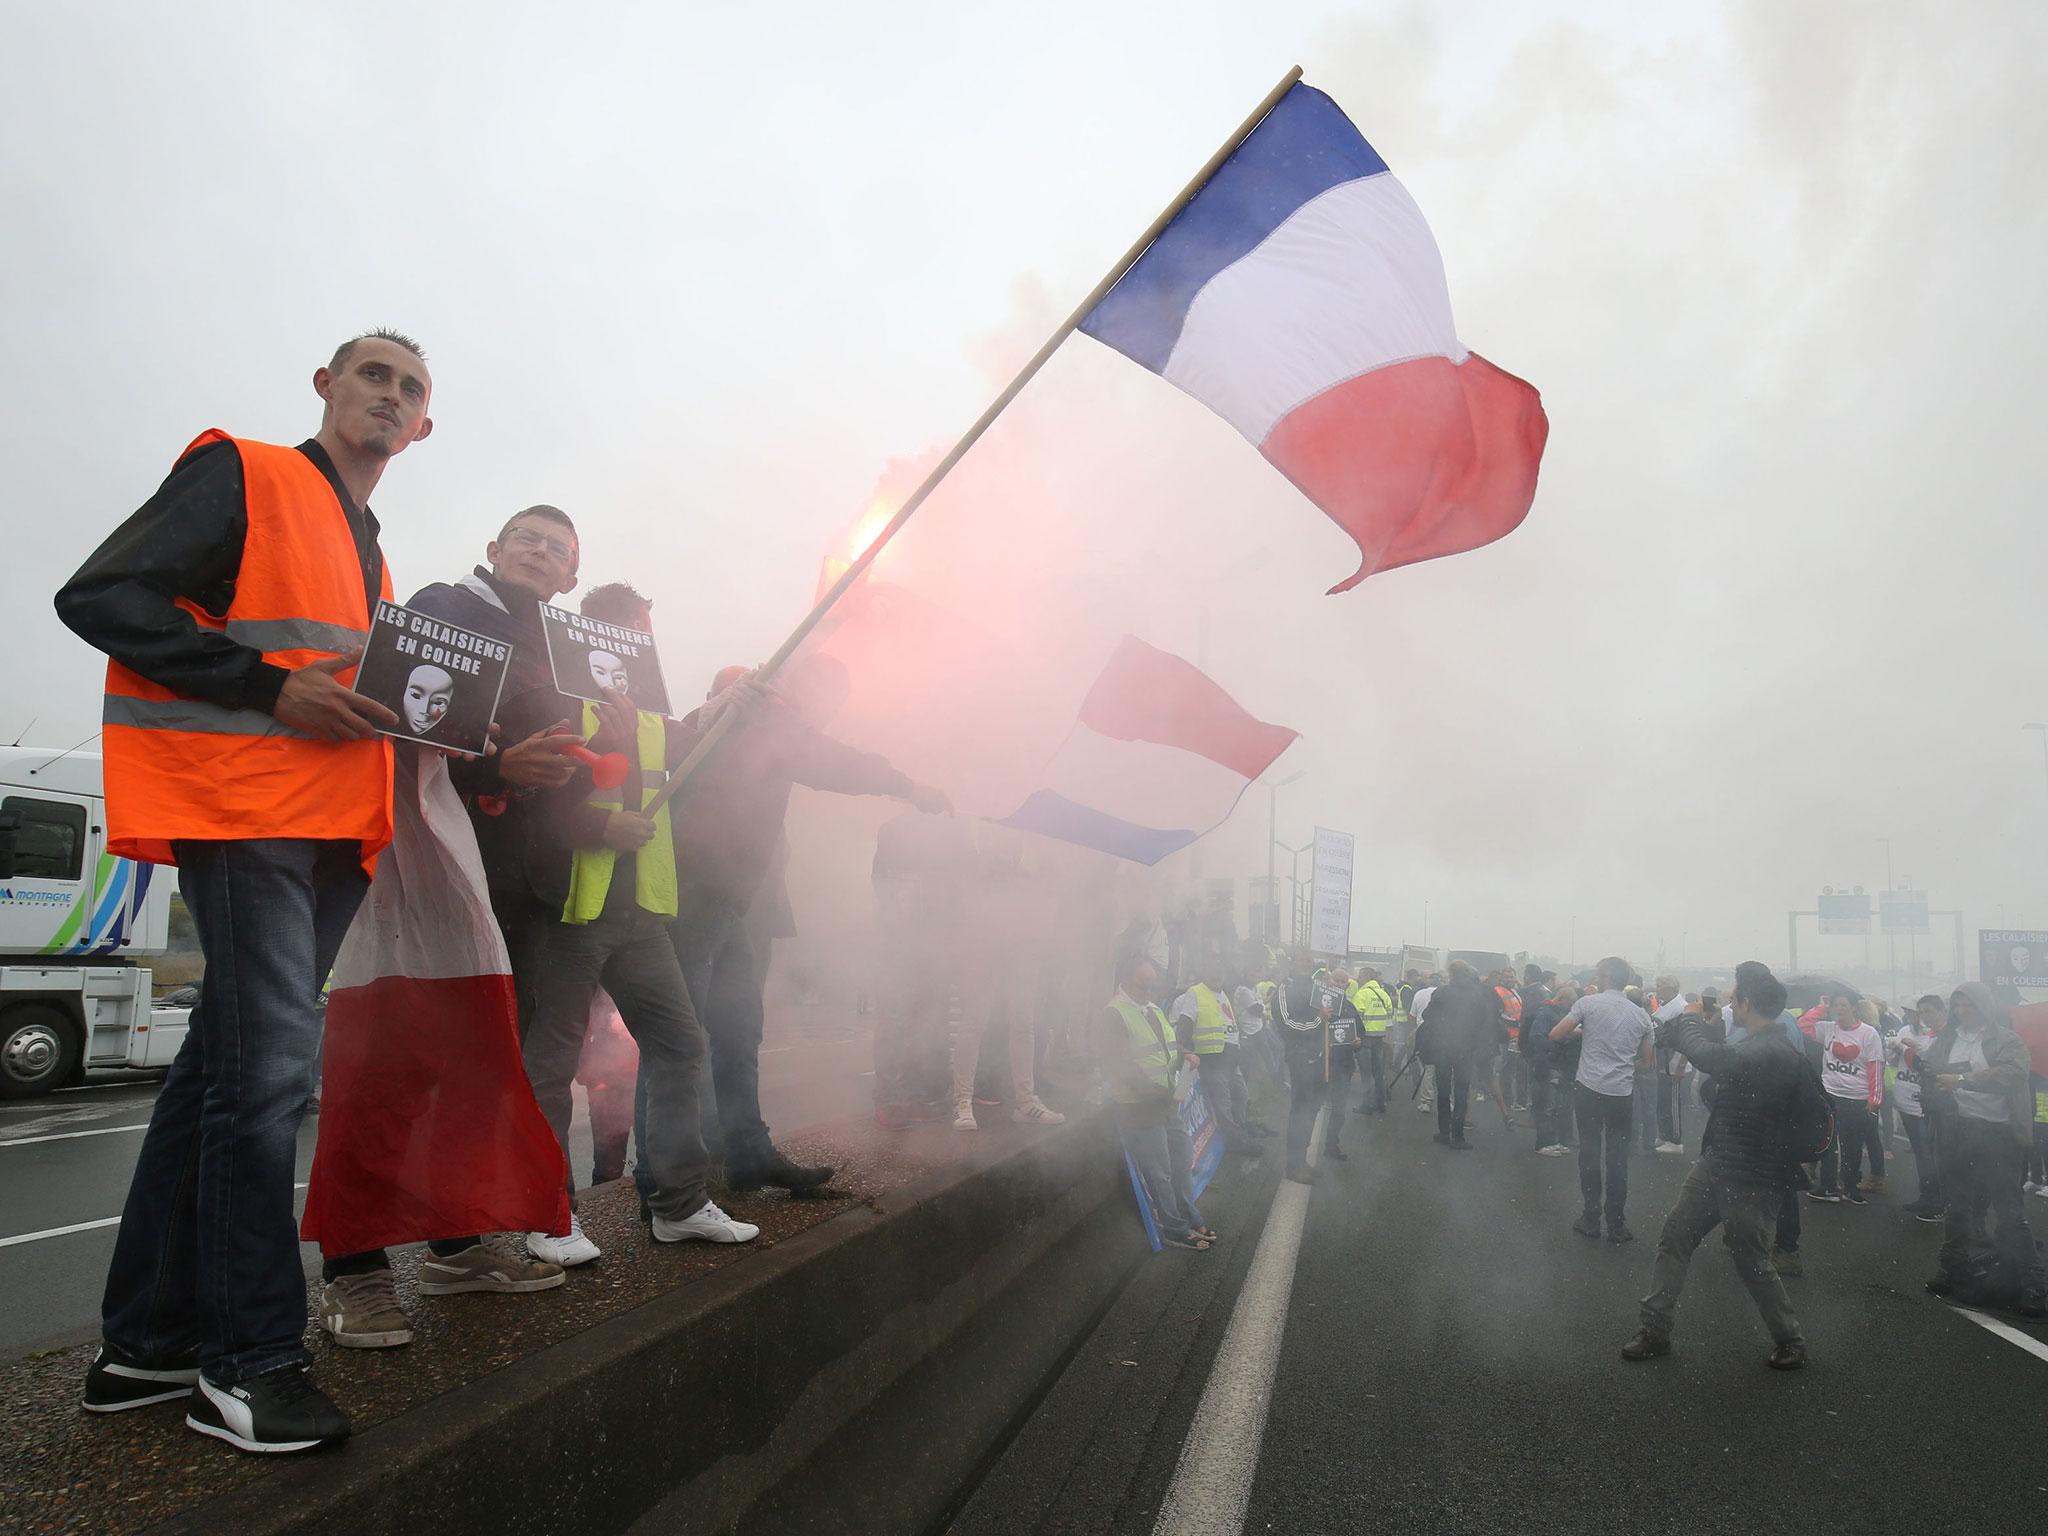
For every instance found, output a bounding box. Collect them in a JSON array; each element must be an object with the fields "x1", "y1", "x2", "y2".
[{"x1": 4, "y1": 1, "x2": 2044, "y2": 977}]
